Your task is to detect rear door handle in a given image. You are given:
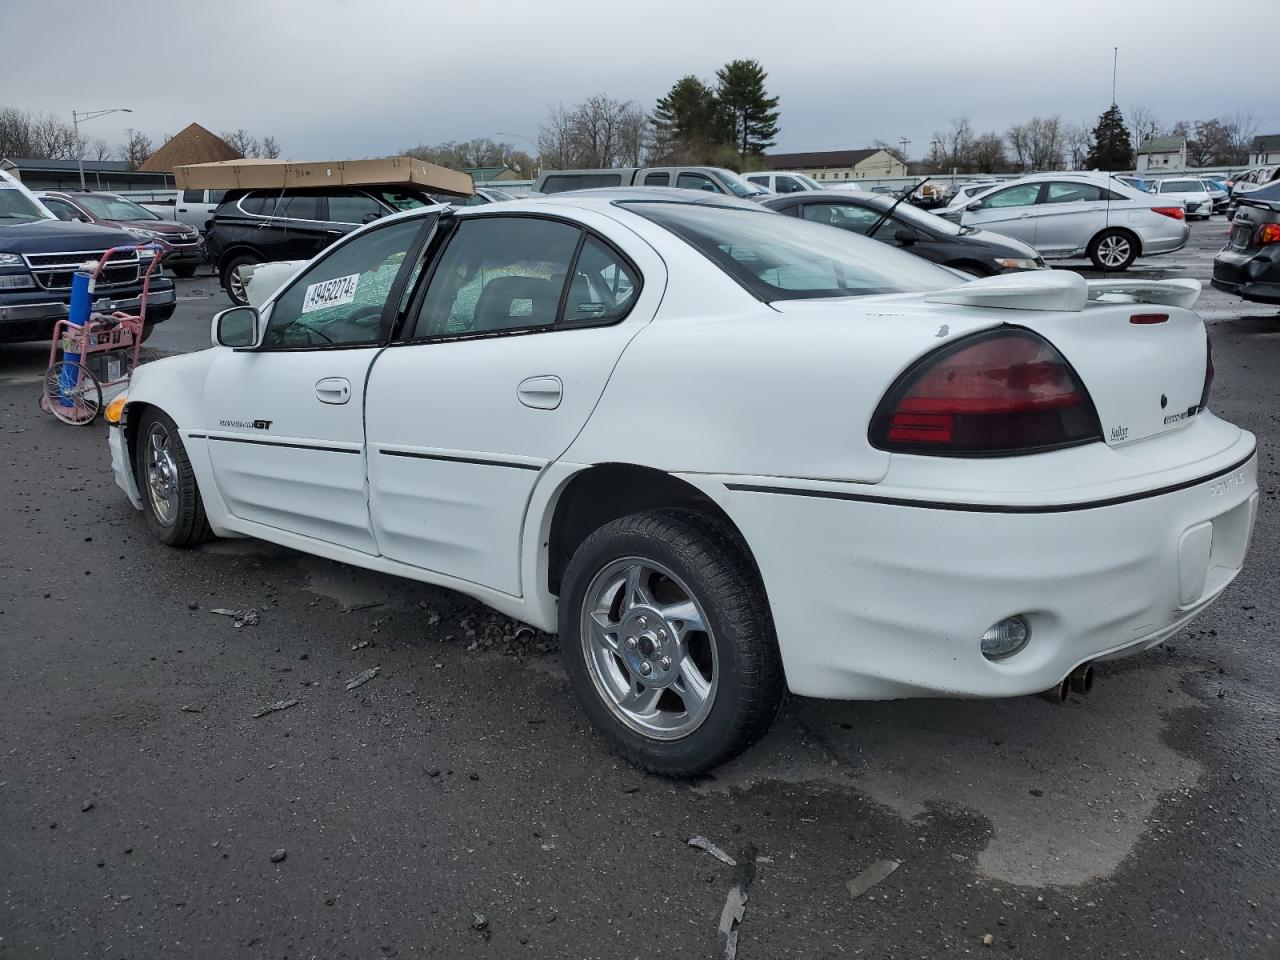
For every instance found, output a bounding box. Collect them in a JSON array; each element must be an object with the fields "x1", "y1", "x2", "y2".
[
  {"x1": 517, "y1": 375, "x2": 562, "y2": 410},
  {"x1": 315, "y1": 377, "x2": 351, "y2": 404}
]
